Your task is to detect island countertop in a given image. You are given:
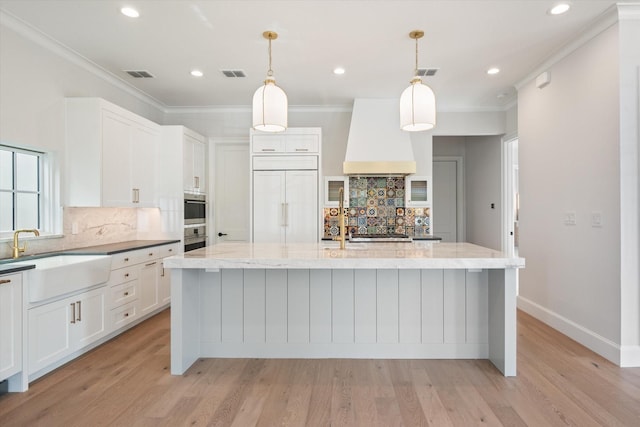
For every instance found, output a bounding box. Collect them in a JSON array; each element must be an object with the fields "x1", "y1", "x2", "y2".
[{"x1": 164, "y1": 241, "x2": 525, "y2": 270}]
